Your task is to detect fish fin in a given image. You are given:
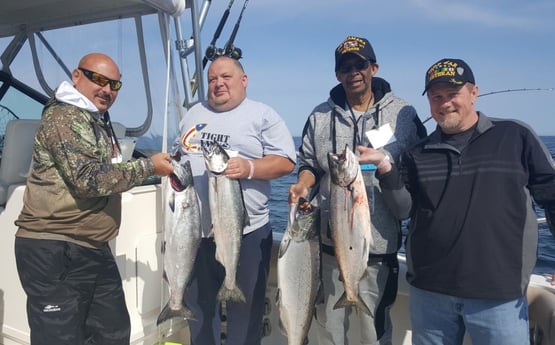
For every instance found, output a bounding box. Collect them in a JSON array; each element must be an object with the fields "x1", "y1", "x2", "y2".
[
  {"x1": 357, "y1": 297, "x2": 374, "y2": 317},
  {"x1": 277, "y1": 236, "x2": 291, "y2": 258},
  {"x1": 326, "y1": 220, "x2": 332, "y2": 240},
  {"x1": 363, "y1": 237, "x2": 370, "y2": 259},
  {"x1": 275, "y1": 287, "x2": 280, "y2": 305},
  {"x1": 288, "y1": 201, "x2": 298, "y2": 225},
  {"x1": 332, "y1": 292, "x2": 350, "y2": 310},
  {"x1": 243, "y1": 208, "x2": 250, "y2": 227},
  {"x1": 278, "y1": 315, "x2": 287, "y2": 337},
  {"x1": 337, "y1": 272, "x2": 344, "y2": 283},
  {"x1": 214, "y1": 249, "x2": 222, "y2": 264},
  {"x1": 168, "y1": 192, "x2": 175, "y2": 213},
  {"x1": 182, "y1": 301, "x2": 197, "y2": 320},
  {"x1": 235, "y1": 179, "x2": 250, "y2": 227},
  {"x1": 156, "y1": 301, "x2": 196, "y2": 326},
  {"x1": 332, "y1": 292, "x2": 373, "y2": 317},
  {"x1": 217, "y1": 284, "x2": 246, "y2": 303},
  {"x1": 278, "y1": 313, "x2": 287, "y2": 337},
  {"x1": 315, "y1": 282, "x2": 325, "y2": 305}
]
